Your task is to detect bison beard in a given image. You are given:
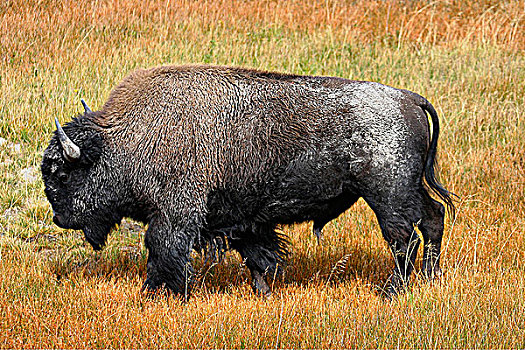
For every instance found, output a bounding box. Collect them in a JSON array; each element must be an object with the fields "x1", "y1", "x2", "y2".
[{"x1": 41, "y1": 65, "x2": 455, "y2": 299}]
